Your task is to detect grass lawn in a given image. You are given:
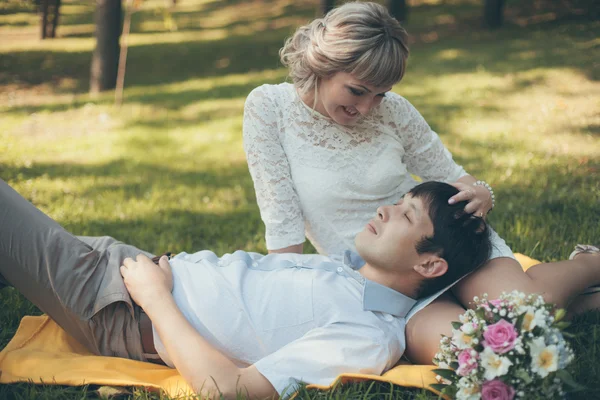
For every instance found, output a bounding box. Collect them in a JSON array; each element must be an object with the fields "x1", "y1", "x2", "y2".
[{"x1": 0, "y1": 0, "x2": 599, "y2": 398}]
